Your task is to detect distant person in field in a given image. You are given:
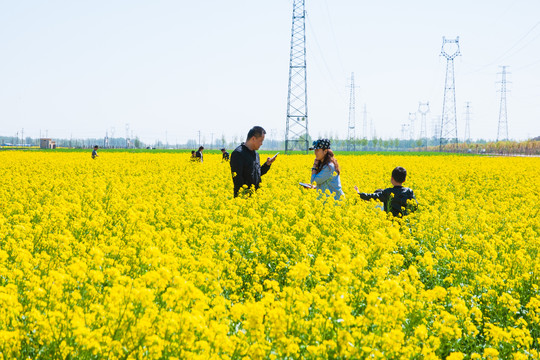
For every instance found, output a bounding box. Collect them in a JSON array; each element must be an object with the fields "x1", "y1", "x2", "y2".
[
  {"x1": 195, "y1": 146, "x2": 204, "y2": 162},
  {"x1": 92, "y1": 145, "x2": 99, "y2": 159},
  {"x1": 230, "y1": 126, "x2": 277, "y2": 197},
  {"x1": 221, "y1": 148, "x2": 230, "y2": 161},
  {"x1": 303, "y1": 139, "x2": 344, "y2": 200},
  {"x1": 354, "y1": 166, "x2": 417, "y2": 217}
]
